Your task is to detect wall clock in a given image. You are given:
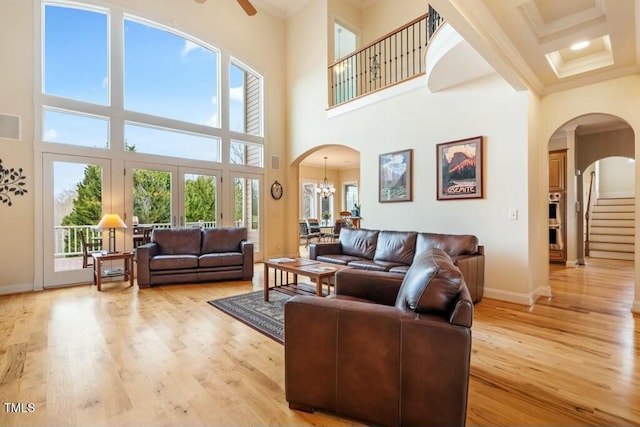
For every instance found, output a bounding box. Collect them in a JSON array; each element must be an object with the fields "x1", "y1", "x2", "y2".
[{"x1": 270, "y1": 180, "x2": 283, "y2": 200}]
